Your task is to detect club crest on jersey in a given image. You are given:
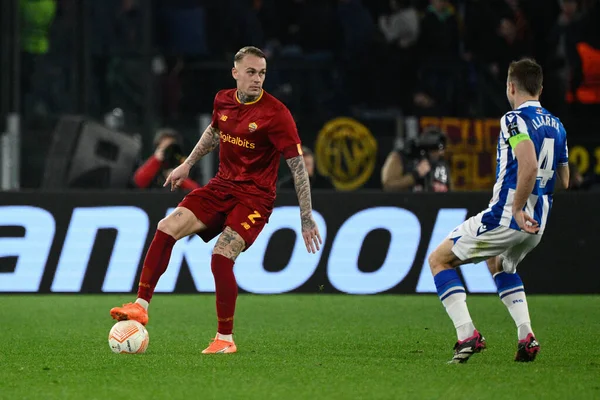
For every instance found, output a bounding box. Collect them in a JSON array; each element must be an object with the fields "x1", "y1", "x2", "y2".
[
  {"x1": 508, "y1": 121, "x2": 519, "y2": 136},
  {"x1": 220, "y1": 114, "x2": 228, "y2": 122},
  {"x1": 248, "y1": 122, "x2": 258, "y2": 132}
]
